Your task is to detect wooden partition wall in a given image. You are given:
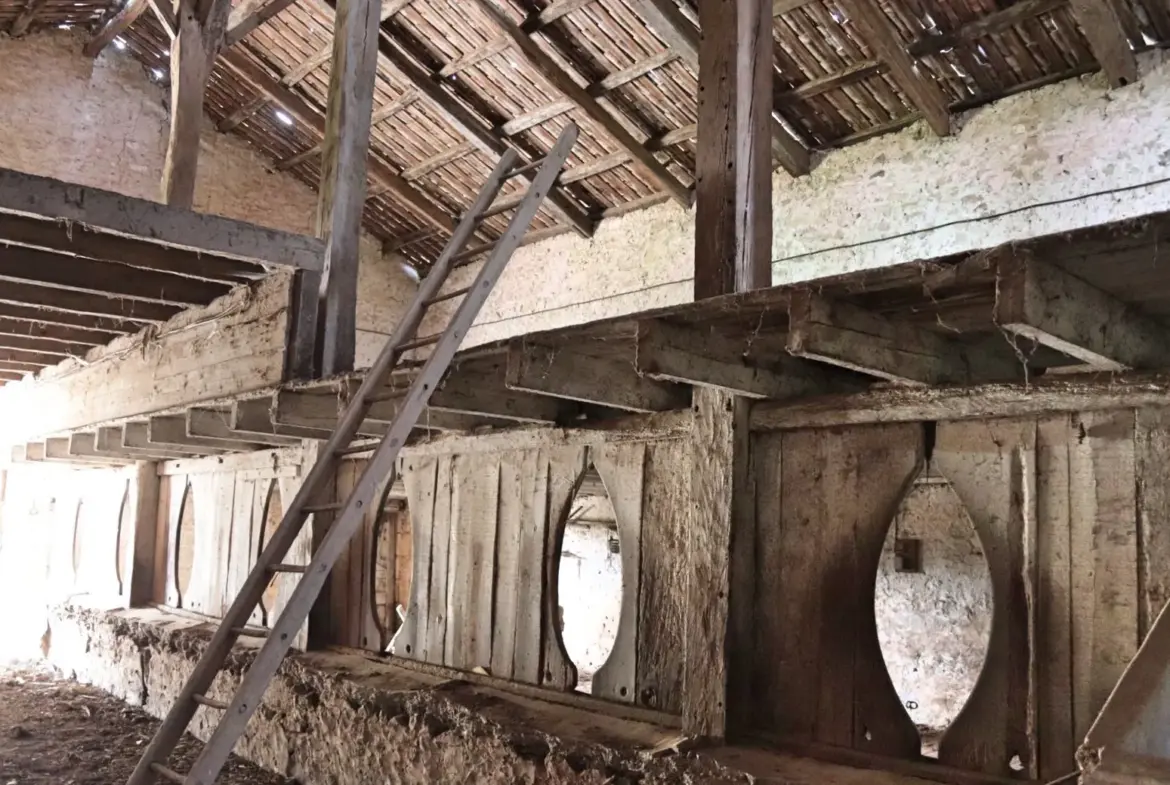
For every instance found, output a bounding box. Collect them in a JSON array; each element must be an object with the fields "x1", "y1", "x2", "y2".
[
  {"x1": 742, "y1": 408, "x2": 1170, "y2": 781},
  {"x1": 393, "y1": 437, "x2": 690, "y2": 712}
]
